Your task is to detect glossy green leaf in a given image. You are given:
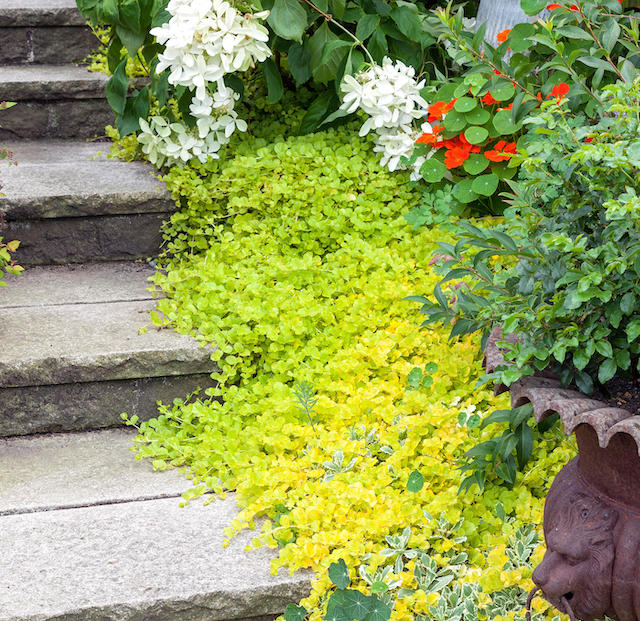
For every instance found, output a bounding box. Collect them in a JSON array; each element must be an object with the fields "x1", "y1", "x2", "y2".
[
  {"x1": 268, "y1": 0, "x2": 307, "y2": 42},
  {"x1": 471, "y1": 173, "x2": 499, "y2": 197}
]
